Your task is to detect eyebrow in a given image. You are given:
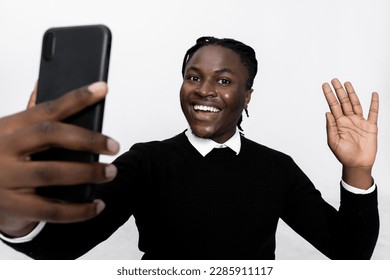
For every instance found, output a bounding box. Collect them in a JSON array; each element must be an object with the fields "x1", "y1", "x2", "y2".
[
  {"x1": 187, "y1": 66, "x2": 234, "y2": 74},
  {"x1": 215, "y1": 67, "x2": 233, "y2": 74}
]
